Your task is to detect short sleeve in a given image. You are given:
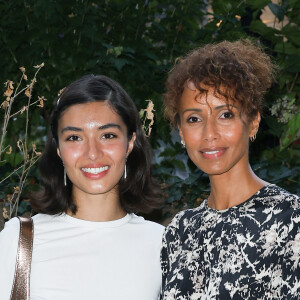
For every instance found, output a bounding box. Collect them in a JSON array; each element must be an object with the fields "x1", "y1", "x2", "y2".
[
  {"x1": 0, "y1": 217, "x2": 20, "y2": 300},
  {"x1": 282, "y1": 195, "x2": 300, "y2": 298}
]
